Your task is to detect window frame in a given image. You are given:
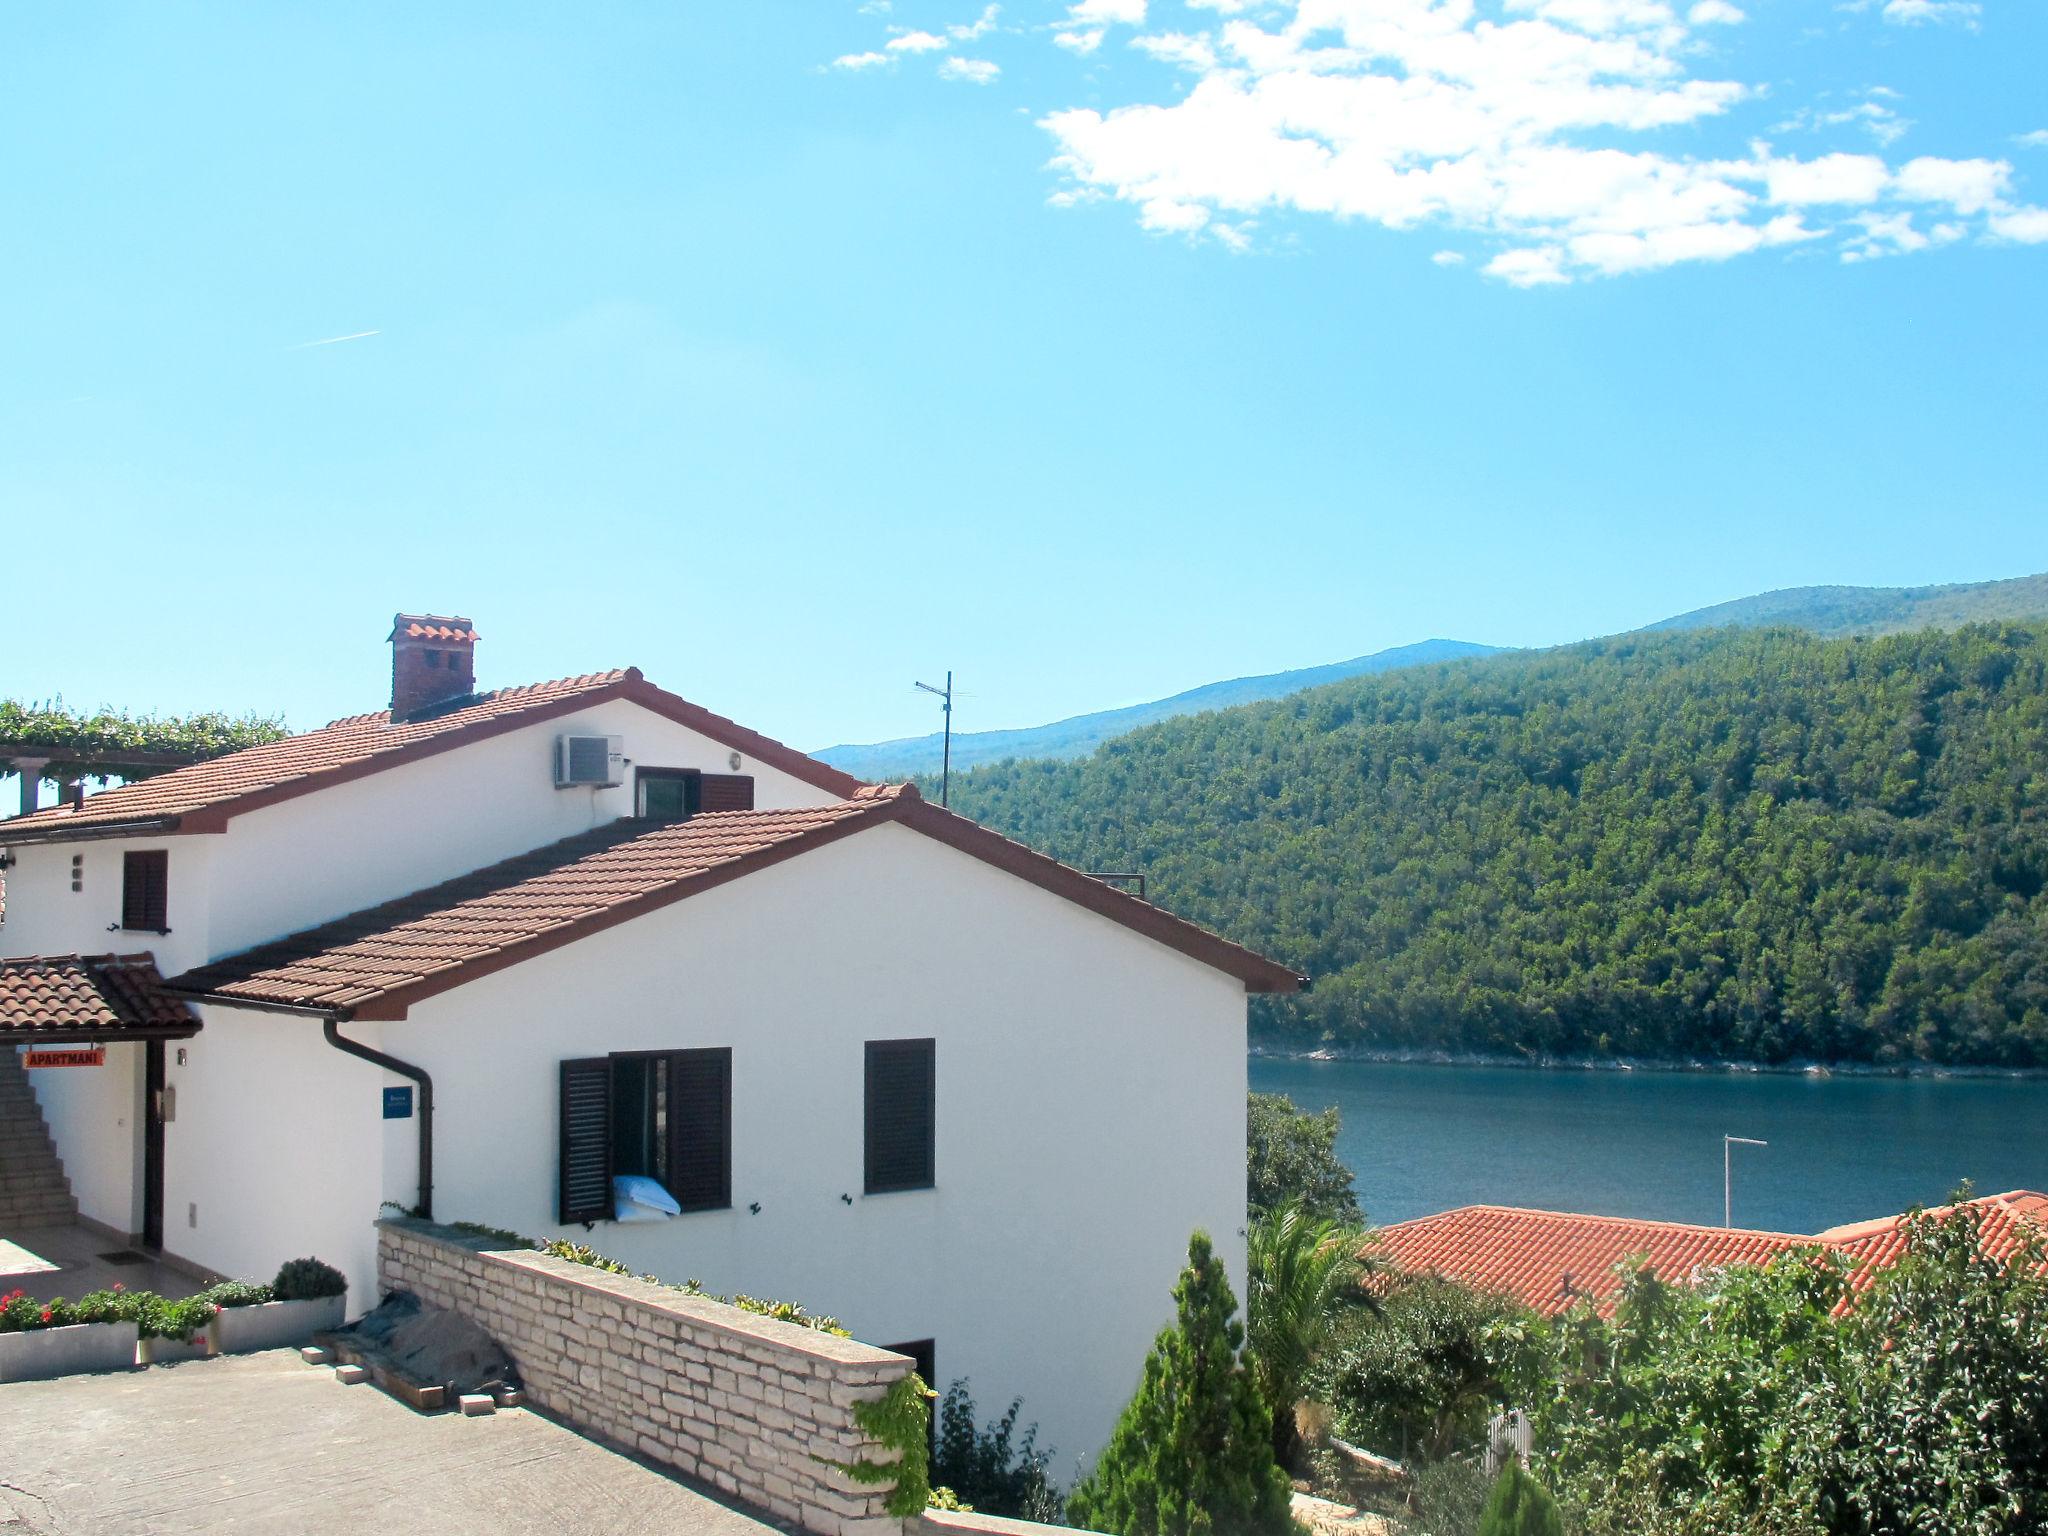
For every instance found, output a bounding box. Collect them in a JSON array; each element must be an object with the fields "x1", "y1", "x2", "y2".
[
  {"x1": 863, "y1": 1038, "x2": 936, "y2": 1196},
  {"x1": 560, "y1": 1047, "x2": 732, "y2": 1224}
]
